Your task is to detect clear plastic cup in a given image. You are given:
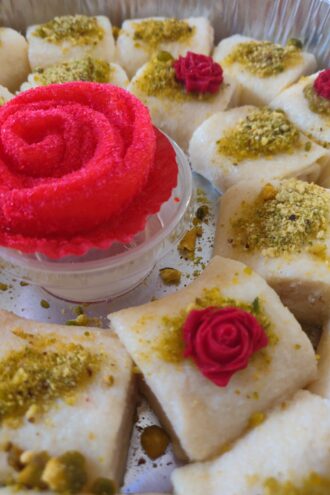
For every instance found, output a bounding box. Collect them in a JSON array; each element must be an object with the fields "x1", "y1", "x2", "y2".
[{"x1": 0, "y1": 136, "x2": 193, "y2": 302}]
